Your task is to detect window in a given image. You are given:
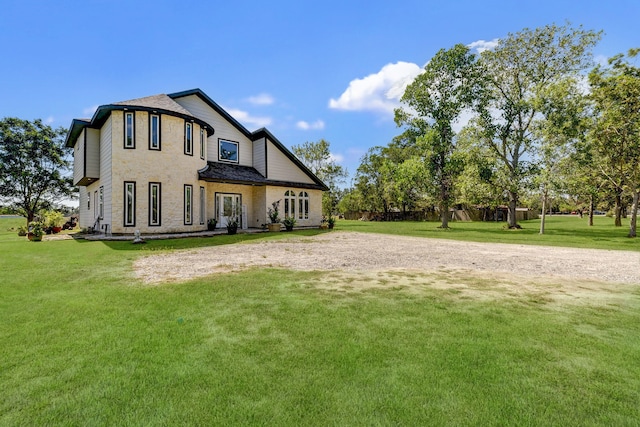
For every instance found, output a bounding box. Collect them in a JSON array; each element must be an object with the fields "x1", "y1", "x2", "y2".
[
  {"x1": 284, "y1": 190, "x2": 296, "y2": 218},
  {"x1": 124, "y1": 181, "x2": 136, "y2": 226},
  {"x1": 298, "y1": 191, "x2": 309, "y2": 219},
  {"x1": 94, "y1": 191, "x2": 98, "y2": 218},
  {"x1": 184, "y1": 185, "x2": 192, "y2": 225},
  {"x1": 199, "y1": 187, "x2": 205, "y2": 224},
  {"x1": 87, "y1": 193, "x2": 90, "y2": 210},
  {"x1": 184, "y1": 122, "x2": 193, "y2": 155},
  {"x1": 124, "y1": 112, "x2": 135, "y2": 148},
  {"x1": 99, "y1": 186, "x2": 104, "y2": 219},
  {"x1": 149, "y1": 182, "x2": 161, "y2": 226},
  {"x1": 218, "y1": 139, "x2": 238, "y2": 163},
  {"x1": 200, "y1": 128, "x2": 205, "y2": 160},
  {"x1": 149, "y1": 114, "x2": 160, "y2": 150}
]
